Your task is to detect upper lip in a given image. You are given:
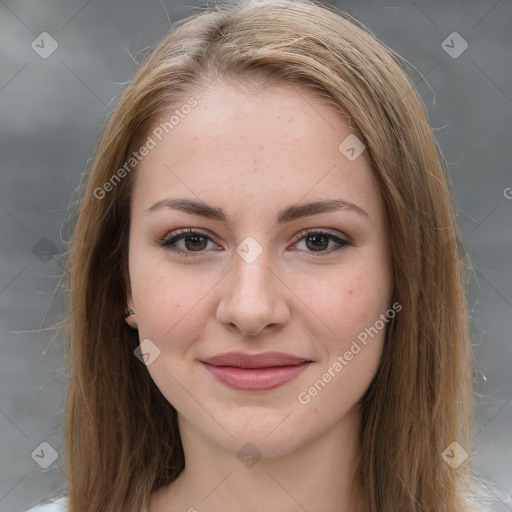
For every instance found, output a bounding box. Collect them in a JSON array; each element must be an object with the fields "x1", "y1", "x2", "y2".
[{"x1": 202, "y1": 351, "x2": 311, "y2": 369}]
